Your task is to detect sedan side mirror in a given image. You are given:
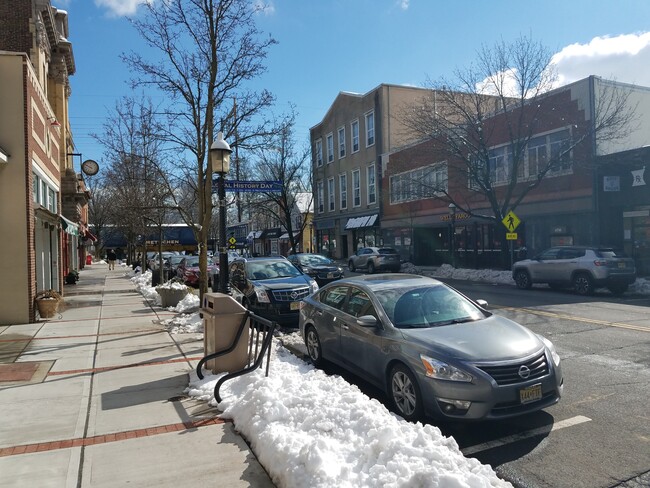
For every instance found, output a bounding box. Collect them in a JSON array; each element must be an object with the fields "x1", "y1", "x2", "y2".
[
  {"x1": 476, "y1": 299, "x2": 489, "y2": 309},
  {"x1": 357, "y1": 315, "x2": 378, "y2": 327}
]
